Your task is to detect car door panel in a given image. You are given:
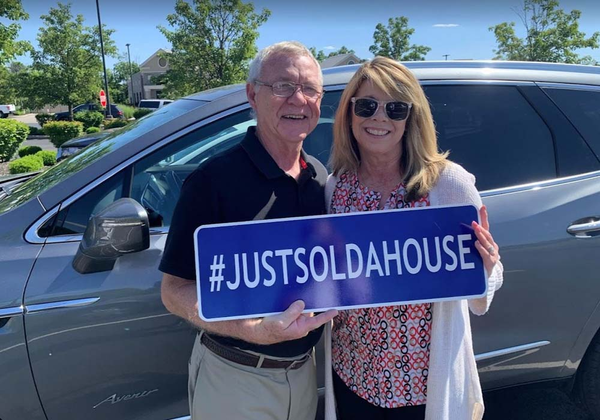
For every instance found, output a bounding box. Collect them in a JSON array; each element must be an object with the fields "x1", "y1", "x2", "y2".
[
  {"x1": 0, "y1": 315, "x2": 47, "y2": 420},
  {"x1": 0, "y1": 200, "x2": 52, "y2": 419},
  {"x1": 474, "y1": 174, "x2": 600, "y2": 390},
  {"x1": 24, "y1": 235, "x2": 194, "y2": 420}
]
